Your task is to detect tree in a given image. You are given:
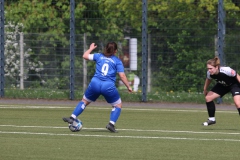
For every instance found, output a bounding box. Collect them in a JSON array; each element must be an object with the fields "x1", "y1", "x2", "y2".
[
  {"x1": 4, "y1": 21, "x2": 43, "y2": 88},
  {"x1": 5, "y1": 0, "x2": 240, "y2": 92}
]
